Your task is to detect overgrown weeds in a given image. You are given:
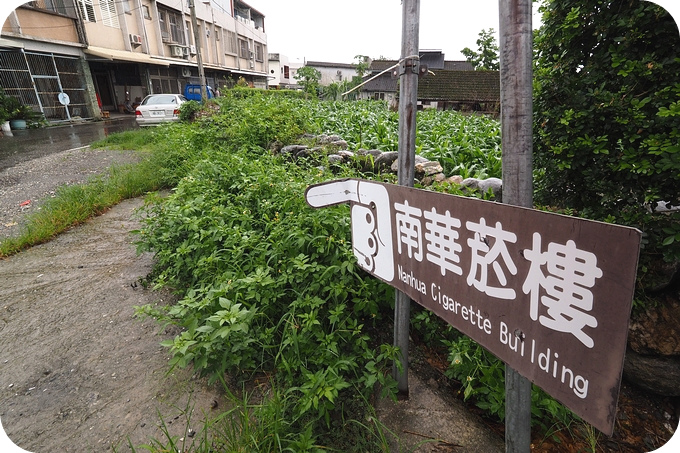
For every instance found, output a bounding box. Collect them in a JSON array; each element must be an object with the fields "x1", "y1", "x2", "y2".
[
  {"x1": 0, "y1": 158, "x2": 162, "y2": 257},
  {"x1": 3, "y1": 89, "x2": 583, "y2": 448}
]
